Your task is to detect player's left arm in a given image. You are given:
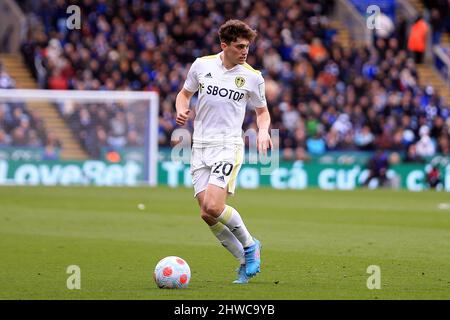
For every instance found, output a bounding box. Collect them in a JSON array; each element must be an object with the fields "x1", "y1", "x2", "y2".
[{"x1": 255, "y1": 106, "x2": 273, "y2": 156}]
